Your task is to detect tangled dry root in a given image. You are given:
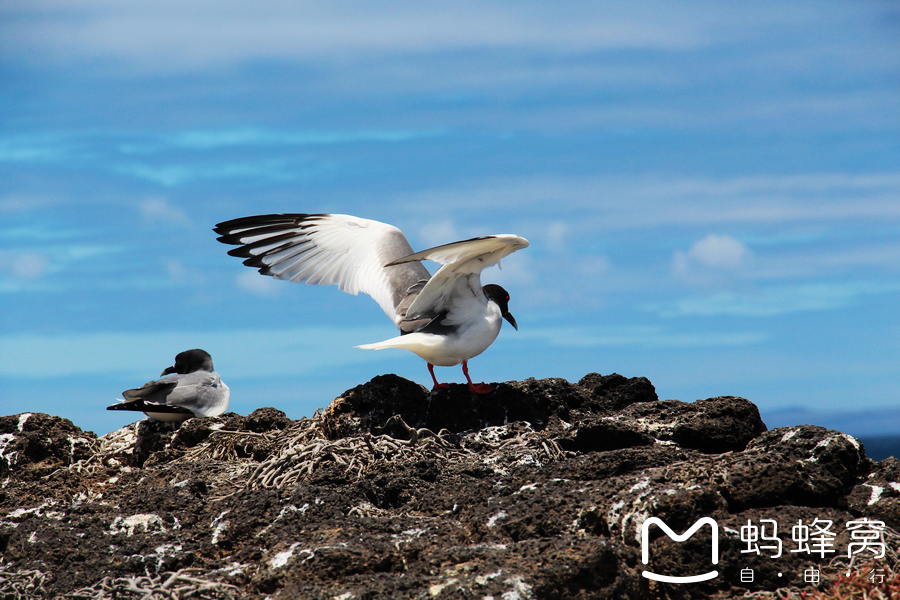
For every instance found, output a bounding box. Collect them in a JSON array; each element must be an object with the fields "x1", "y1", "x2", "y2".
[
  {"x1": 246, "y1": 414, "x2": 569, "y2": 489},
  {"x1": 0, "y1": 567, "x2": 48, "y2": 599},
  {"x1": 64, "y1": 568, "x2": 241, "y2": 599}
]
